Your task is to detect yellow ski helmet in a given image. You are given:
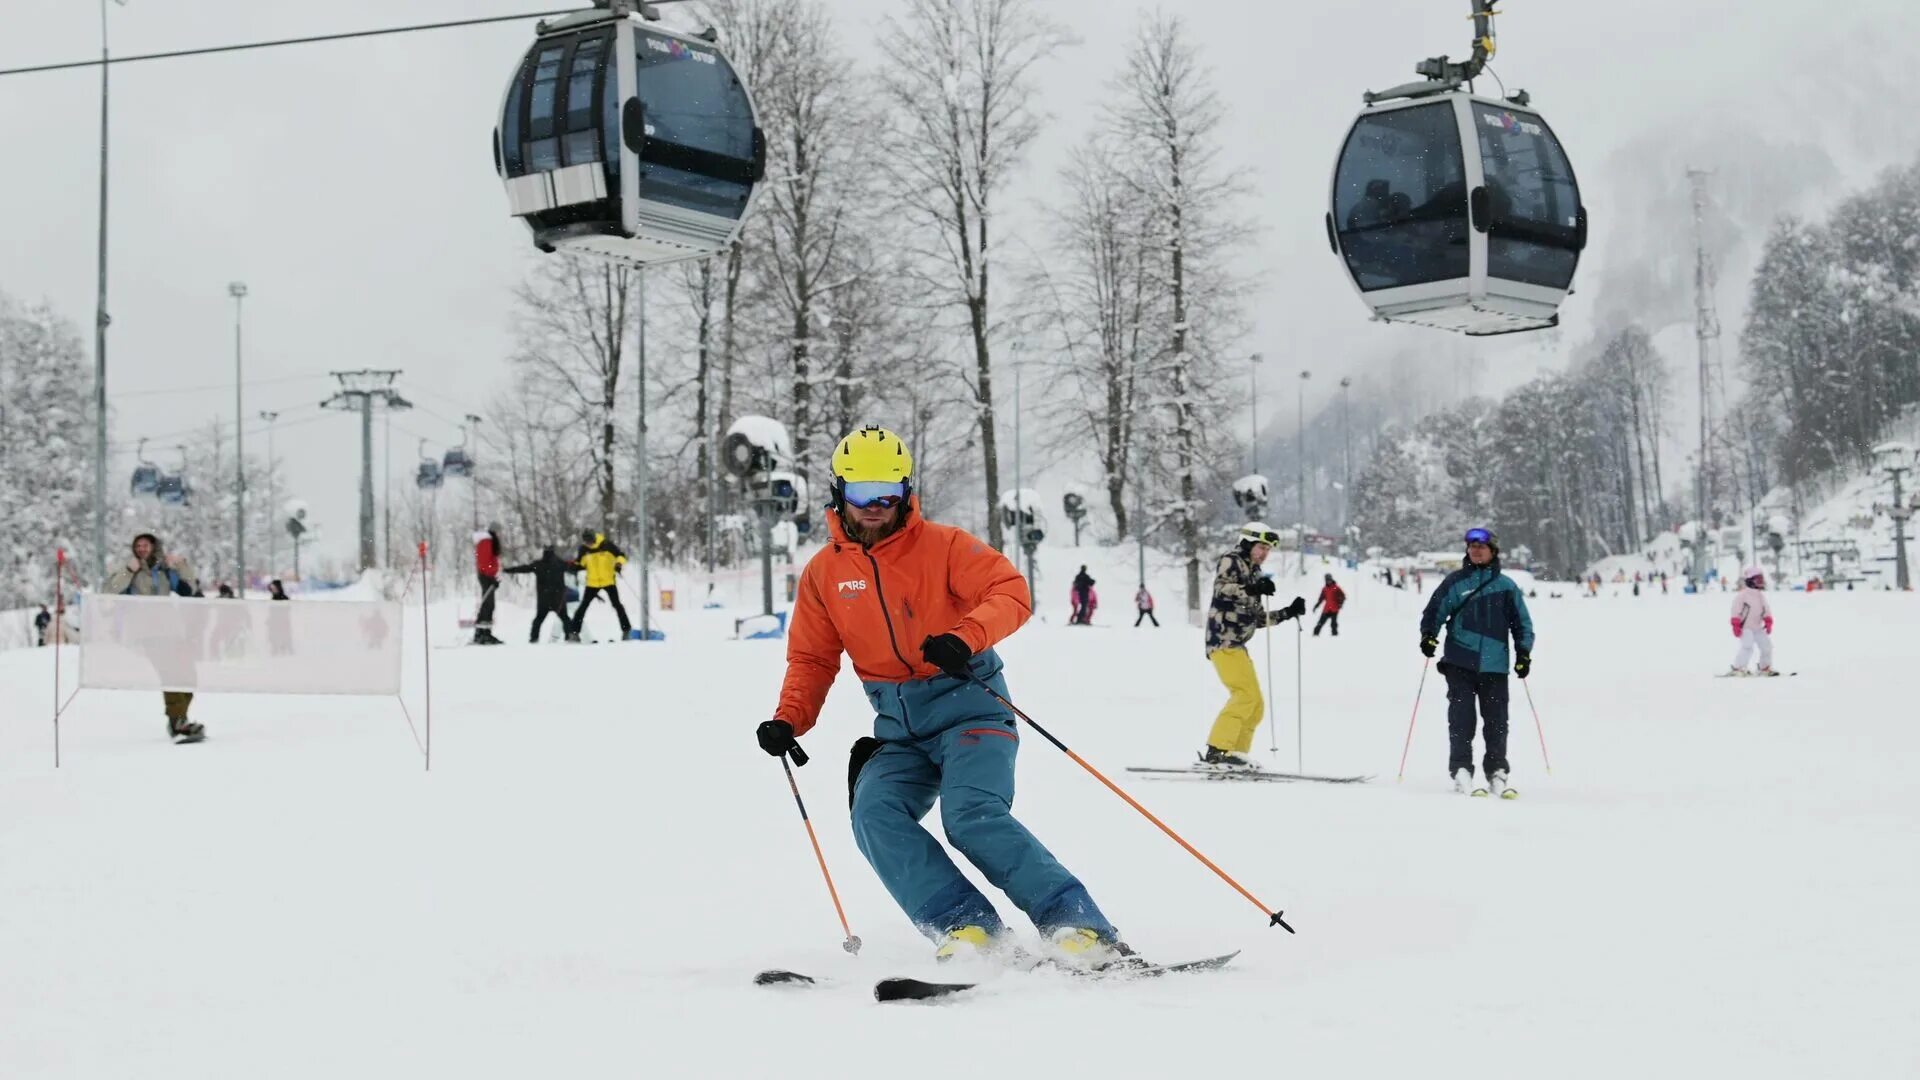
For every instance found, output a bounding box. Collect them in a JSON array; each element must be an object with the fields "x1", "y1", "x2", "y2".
[{"x1": 830, "y1": 425, "x2": 913, "y2": 506}]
